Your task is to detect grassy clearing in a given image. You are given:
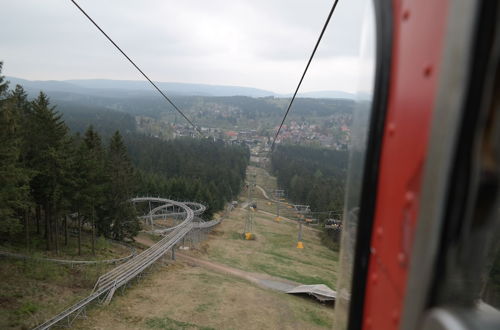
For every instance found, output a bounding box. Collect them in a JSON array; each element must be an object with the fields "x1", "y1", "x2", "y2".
[
  {"x1": 73, "y1": 263, "x2": 334, "y2": 330},
  {"x1": 27, "y1": 166, "x2": 336, "y2": 329},
  {"x1": 303, "y1": 308, "x2": 331, "y2": 327},
  {"x1": 251, "y1": 166, "x2": 277, "y2": 194},
  {"x1": 70, "y1": 161, "x2": 337, "y2": 329},
  {"x1": 146, "y1": 315, "x2": 215, "y2": 330},
  {"x1": 200, "y1": 204, "x2": 339, "y2": 290}
]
